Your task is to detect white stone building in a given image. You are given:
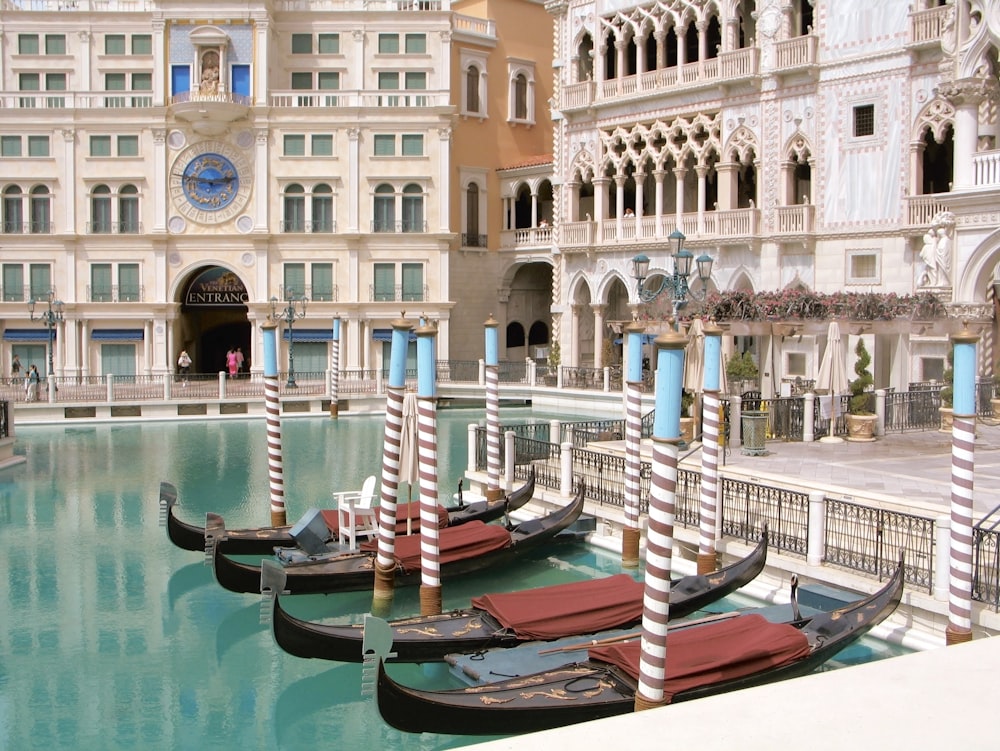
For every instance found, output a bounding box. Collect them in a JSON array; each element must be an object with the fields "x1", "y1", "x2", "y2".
[{"x1": 541, "y1": 0, "x2": 1000, "y2": 394}]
